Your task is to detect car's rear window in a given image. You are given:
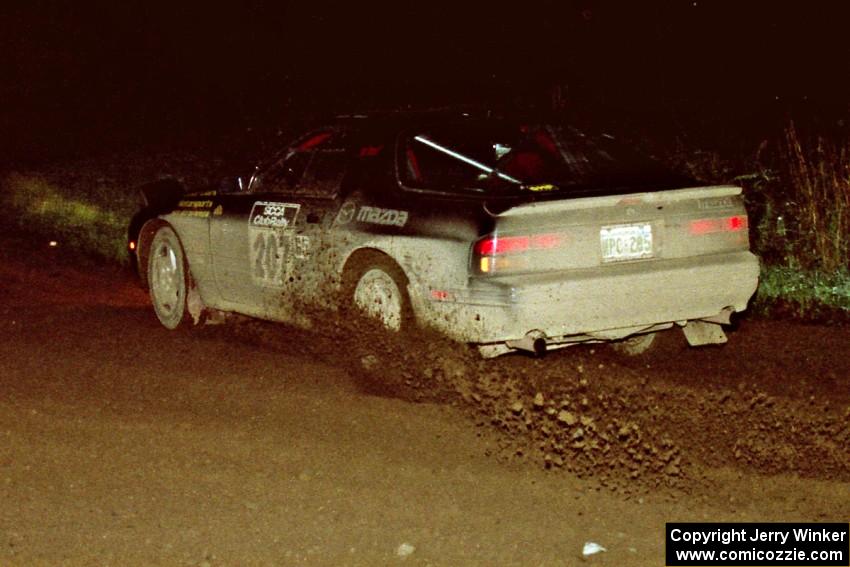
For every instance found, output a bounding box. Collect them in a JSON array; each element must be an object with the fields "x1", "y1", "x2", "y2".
[{"x1": 398, "y1": 120, "x2": 694, "y2": 197}]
